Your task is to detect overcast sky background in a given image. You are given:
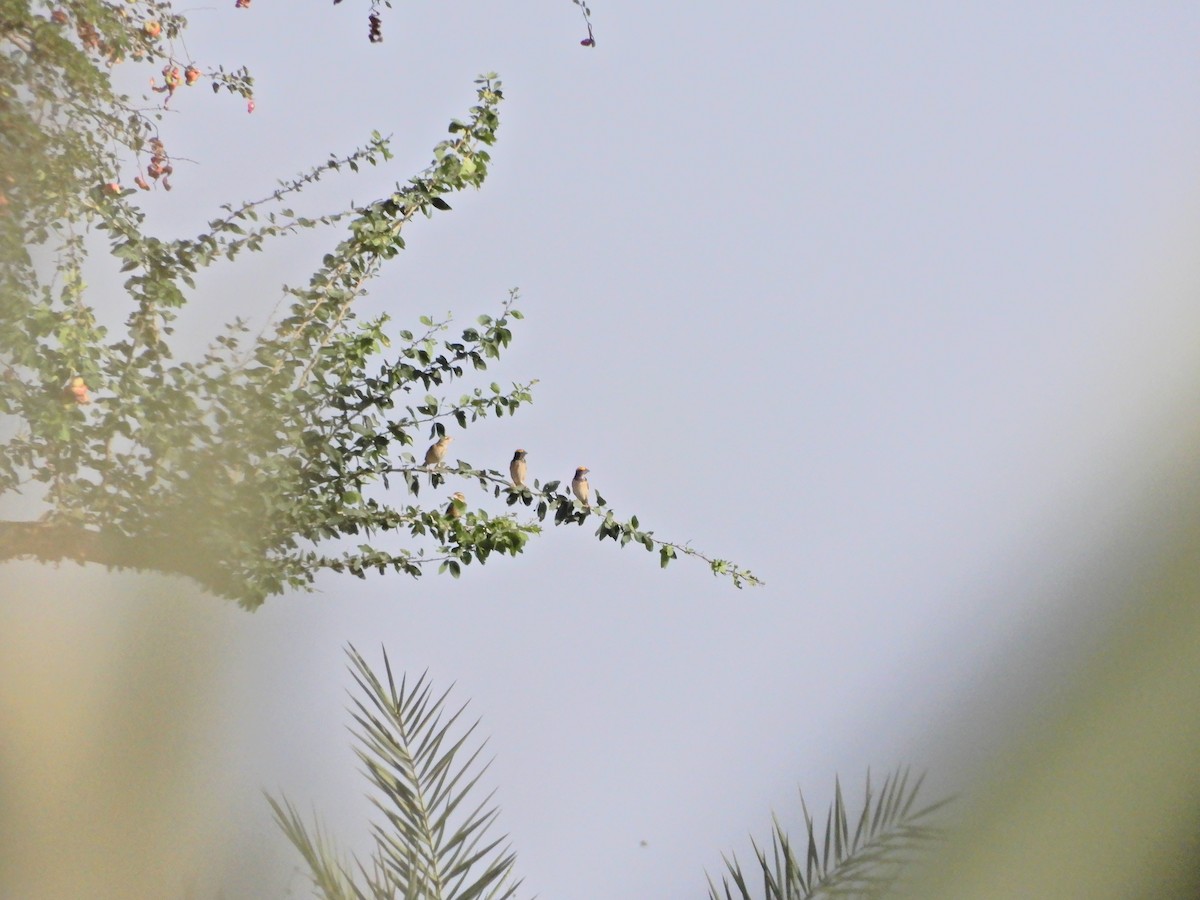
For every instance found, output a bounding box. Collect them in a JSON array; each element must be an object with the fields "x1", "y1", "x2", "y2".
[{"x1": 5, "y1": 3, "x2": 1200, "y2": 898}]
